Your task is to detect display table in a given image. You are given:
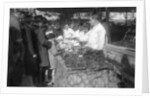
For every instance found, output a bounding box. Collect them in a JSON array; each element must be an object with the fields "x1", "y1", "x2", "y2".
[{"x1": 52, "y1": 49, "x2": 121, "y2": 87}]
